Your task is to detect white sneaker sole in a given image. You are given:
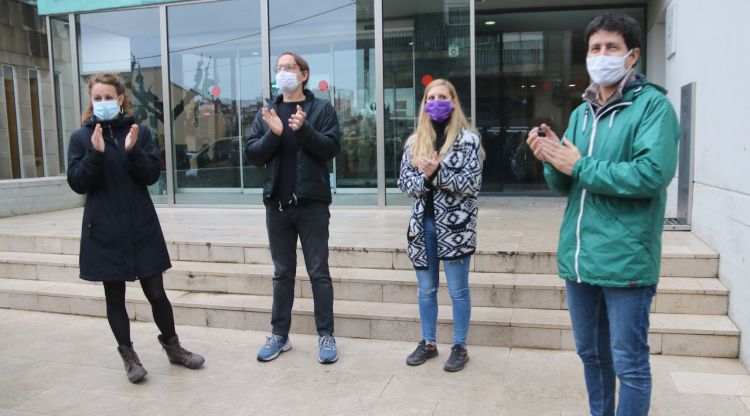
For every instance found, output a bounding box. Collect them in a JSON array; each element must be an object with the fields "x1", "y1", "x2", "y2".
[
  {"x1": 318, "y1": 353, "x2": 338, "y2": 364},
  {"x1": 257, "y1": 340, "x2": 292, "y2": 362}
]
